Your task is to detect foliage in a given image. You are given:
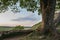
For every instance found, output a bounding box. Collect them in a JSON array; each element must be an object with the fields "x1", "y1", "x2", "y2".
[
  {"x1": 0, "y1": 0, "x2": 41, "y2": 14},
  {"x1": 13, "y1": 25, "x2": 24, "y2": 30},
  {"x1": 56, "y1": 0, "x2": 60, "y2": 11},
  {"x1": 58, "y1": 23, "x2": 60, "y2": 25},
  {"x1": 0, "y1": 0, "x2": 60, "y2": 13}
]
